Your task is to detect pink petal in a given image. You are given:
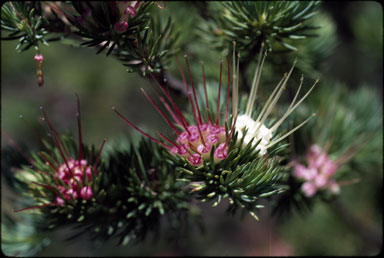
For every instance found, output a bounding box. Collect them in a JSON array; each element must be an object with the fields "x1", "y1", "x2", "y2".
[{"x1": 301, "y1": 182, "x2": 317, "y2": 197}]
